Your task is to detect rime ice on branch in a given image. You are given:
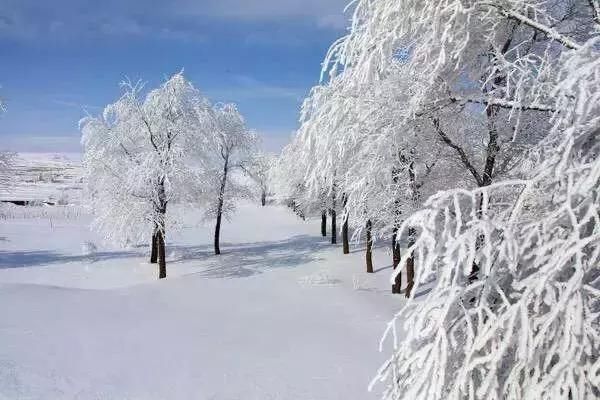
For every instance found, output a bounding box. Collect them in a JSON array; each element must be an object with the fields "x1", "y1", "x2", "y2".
[
  {"x1": 283, "y1": 0, "x2": 600, "y2": 398},
  {"x1": 200, "y1": 103, "x2": 258, "y2": 255},
  {"x1": 80, "y1": 73, "x2": 213, "y2": 279}
]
